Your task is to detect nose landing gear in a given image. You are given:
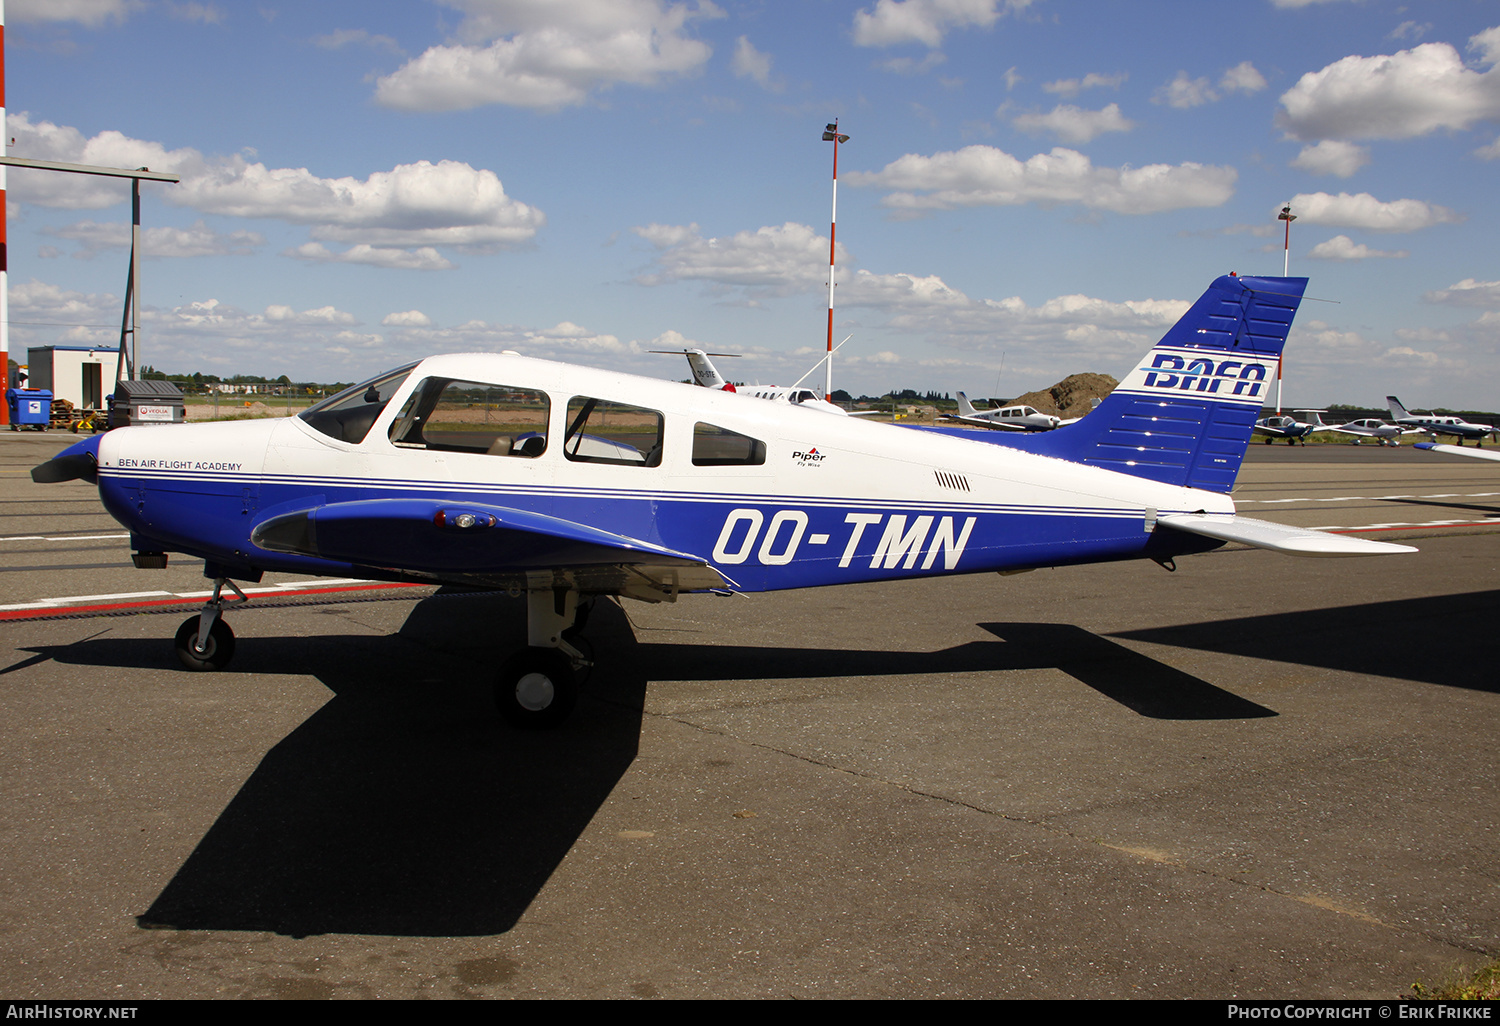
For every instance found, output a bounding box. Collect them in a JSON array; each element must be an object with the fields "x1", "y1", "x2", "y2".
[
  {"x1": 174, "y1": 577, "x2": 247, "y2": 672},
  {"x1": 495, "y1": 584, "x2": 595, "y2": 729}
]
